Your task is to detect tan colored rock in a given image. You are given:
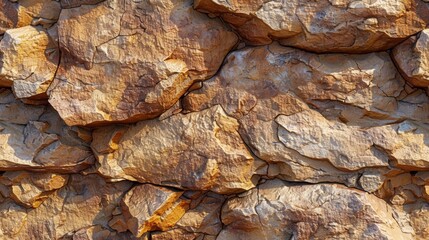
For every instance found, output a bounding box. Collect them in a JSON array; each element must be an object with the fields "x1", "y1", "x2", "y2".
[
  {"x1": 0, "y1": 0, "x2": 61, "y2": 32},
  {"x1": 0, "y1": 89, "x2": 94, "y2": 172},
  {"x1": 121, "y1": 184, "x2": 190, "y2": 237},
  {"x1": 183, "y1": 44, "x2": 429, "y2": 183},
  {"x1": 393, "y1": 29, "x2": 429, "y2": 87},
  {"x1": 151, "y1": 229, "x2": 203, "y2": 240},
  {"x1": 176, "y1": 192, "x2": 225, "y2": 235},
  {"x1": 405, "y1": 202, "x2": 429, "y2": 239},
  {"x1": 219, "y1": 179, "x2": 412, "y2": 239},
  {"x1": 48, "y1": 0, "x2": 238, "y2": 126},
  {"x1": 93, "y1": 105, "x2": 257, "y2": 194},
  {"x1": 0, "y1": 25, "x2": 59, "y2": 99},
  {"x1": 0, "y1": 171, "x2": 68, "y2": 208},
  {"x1": 195, "y1": 0, "x2": 429, "y2": 53},
  {"x1": 0, "y1": 174, "x2": 132, "y2": 239}
]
